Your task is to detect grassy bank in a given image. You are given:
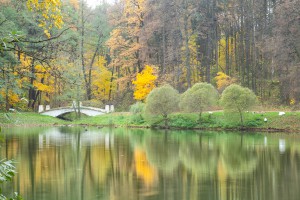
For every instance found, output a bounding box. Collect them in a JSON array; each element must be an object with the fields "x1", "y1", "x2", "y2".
[
  {"x1": 74, "y1": 111, "x2": 300, "y2": 132},
  {"x1": 0, "y1": 112, "x2": 67, "y2": 126},
  {"x1": 1, "y1": 111, "x2": 300, "y2": 132}
]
